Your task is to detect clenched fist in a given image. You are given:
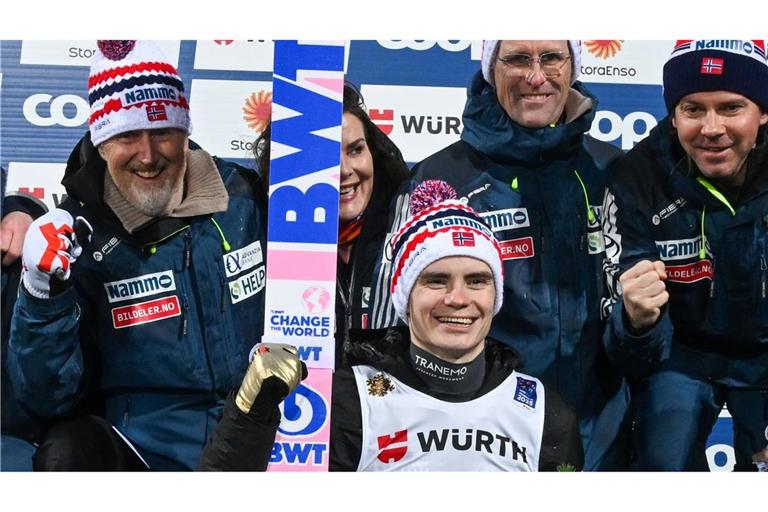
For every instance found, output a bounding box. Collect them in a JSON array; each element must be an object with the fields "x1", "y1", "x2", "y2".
[
  {"x1": 235, "y1": 343, "x2": 307, "y2": 414},
  {"x1": 620, "y1": 259, "x2": 669, "y2": 332},
  {"x1": 21, "y1": 209, "x2": 92, "y2": 299}
]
